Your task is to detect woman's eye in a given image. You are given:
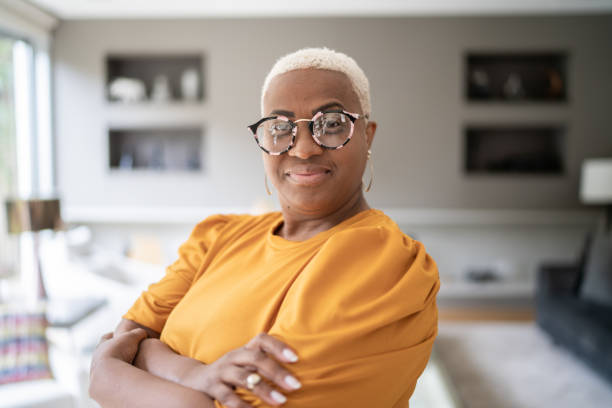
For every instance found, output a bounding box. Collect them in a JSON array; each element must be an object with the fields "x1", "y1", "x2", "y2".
[
  {"x1": 324, "y1": 120, "x2": 341, "y2": 128},
  {"x1": 270, "y1": 123, "x2": 291, "y2": 133}
]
